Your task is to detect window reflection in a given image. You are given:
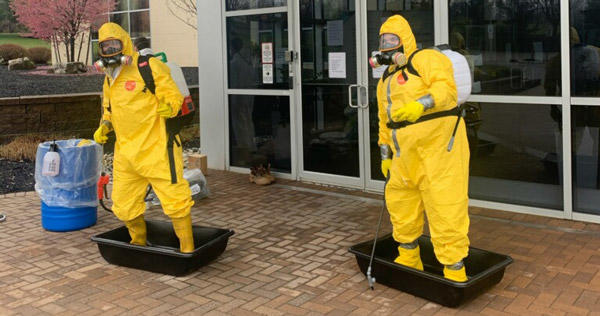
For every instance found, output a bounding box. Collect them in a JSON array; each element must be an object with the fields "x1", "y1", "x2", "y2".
[
  {"x1": 227, "y1": 0, "x2": 286, "y2": 11},
  {"x1": 229, "y1": 95, "x2": 291, "y2": 172},
  {"x1": 449, "y1": 0, "x2": 561, "y2": 96},
  {"x1": 115, "y1": 0, "x2": 128, "y2": 11},
  {"x1": 468, "y1": 102, "x2": 563, "y2": 209},
  {"x1": 570, "y1": 1, "x2": 600, "y2": 97},
  {"x1": 226, "y1": 14, "x2": 289, "y2": 89},
  {"x1": 129, "y1": 0, "x2": 149, "y2": 10},
  {"x1": 572, "y1": 105, "x2": 600, "y2": 215},
  {"x1": 130, "y1": 11, "x2": 150, "y2": 38}
]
